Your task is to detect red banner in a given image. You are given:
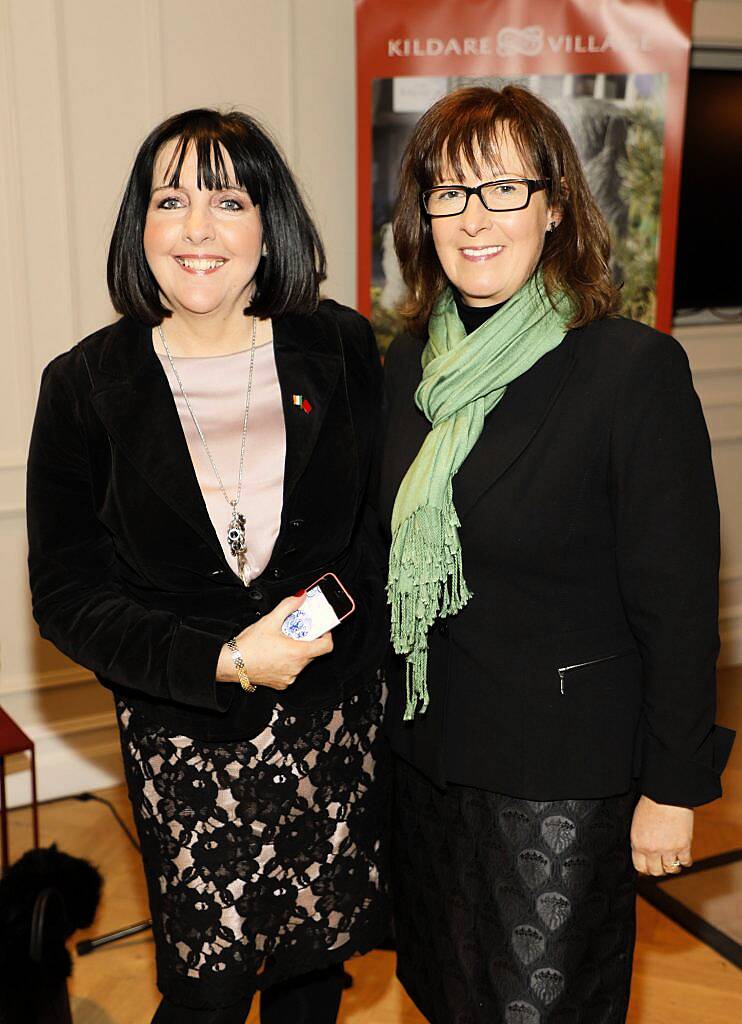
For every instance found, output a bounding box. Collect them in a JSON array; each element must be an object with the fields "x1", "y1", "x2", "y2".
[{"x1": 356, "y1": 0, "x2": 693, "y2": 349}]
